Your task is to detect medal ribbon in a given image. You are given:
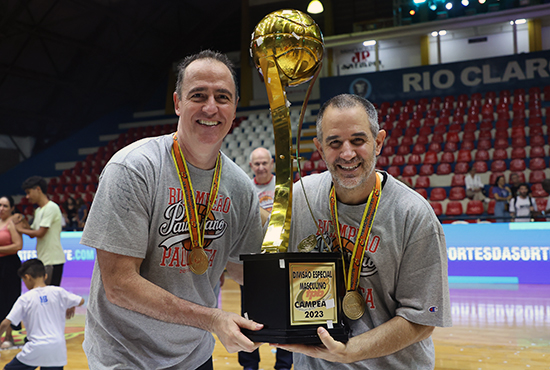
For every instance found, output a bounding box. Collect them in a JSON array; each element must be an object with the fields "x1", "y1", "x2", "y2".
[
  {"x1": 171, "y1": 133, "x2": 222, "y2": 250},
  {"x1": 329, "y1": 173, "x2": 381, "y2": 292}
]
